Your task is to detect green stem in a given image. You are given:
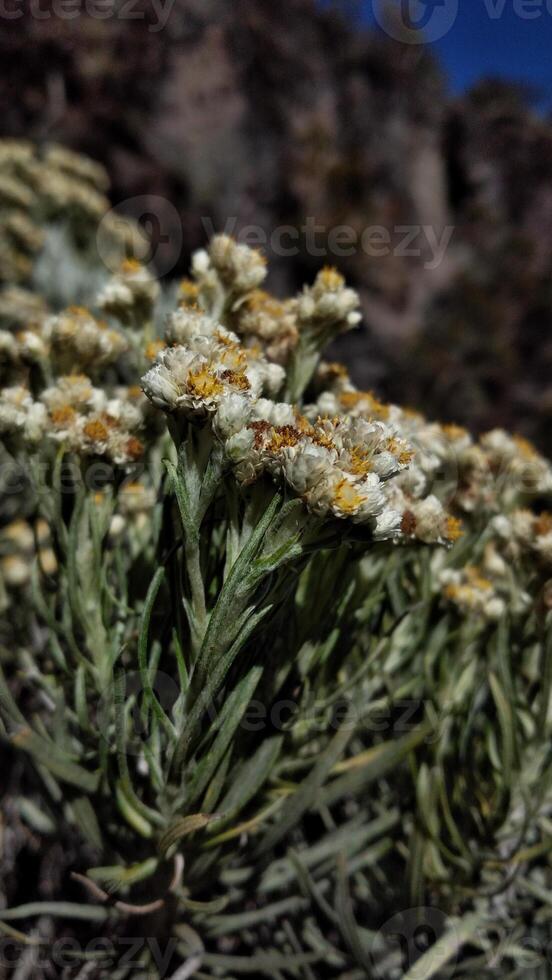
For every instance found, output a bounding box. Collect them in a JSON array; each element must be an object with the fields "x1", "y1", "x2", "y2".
[{"x1": 184, "y1": 533, "x2": 207, "y2": 649}]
